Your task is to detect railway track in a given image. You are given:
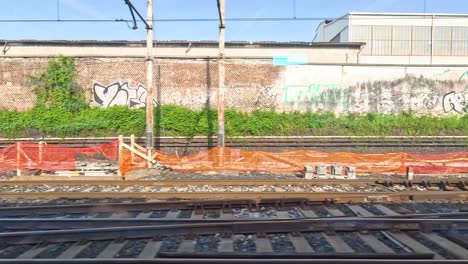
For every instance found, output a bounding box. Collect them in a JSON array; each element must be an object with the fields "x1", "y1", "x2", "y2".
[
  {"x1": 0, "y1": 179, "x2": 466, "y2": 201},
  {"x1": 1, "y1": 136, "x2": 466, "y2": 151},
  {"x1": 0, "y1": 208, "x2": 466, "y2": 262},
  {"x1": 0, "y1": 182, "x2": 466, "y2": 262}
]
